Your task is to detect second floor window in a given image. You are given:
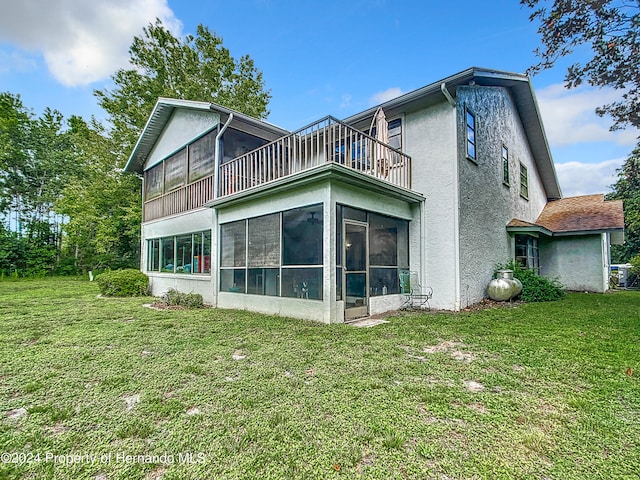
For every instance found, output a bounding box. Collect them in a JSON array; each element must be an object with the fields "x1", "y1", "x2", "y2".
[
  {"x1": 520, "y1": 163, "x2": 529, "y2": 199},
  {"x1": 466, "y1": 109, "x2": 476, "y2": 161},
  {"x1": 502, "y1": 145, "x2": 510, "y2": 185}
]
